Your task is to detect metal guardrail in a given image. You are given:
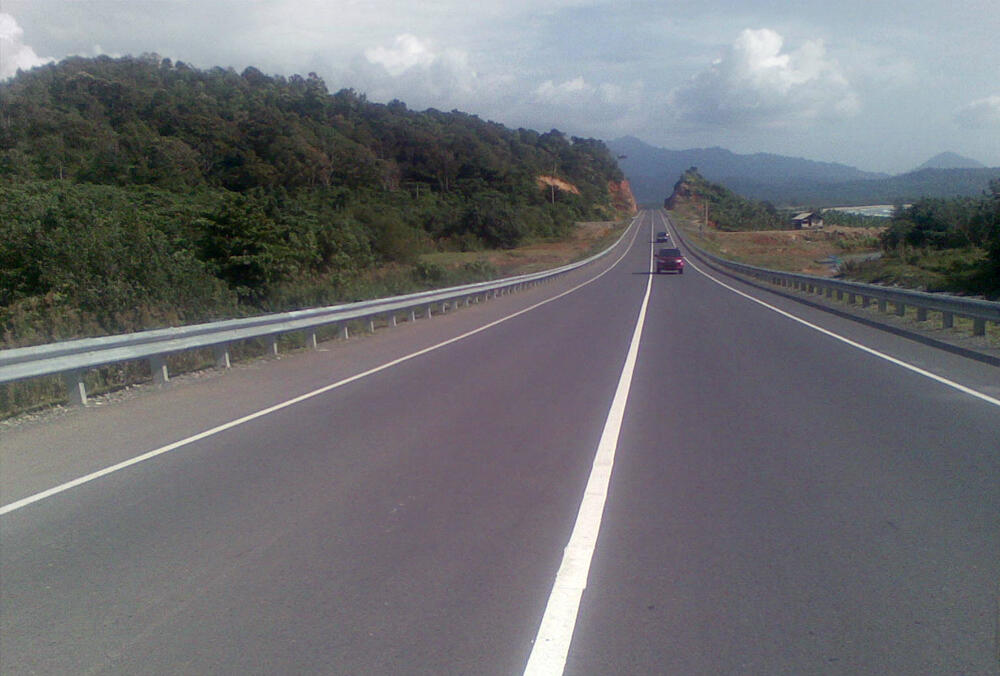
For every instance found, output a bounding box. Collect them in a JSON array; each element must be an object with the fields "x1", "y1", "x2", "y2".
[
  {"x1": 1, "y1": 219, "x2": 637, "y2": 406},
  {"x1": 664, "y1": 211, "x2": 1000, "y2": 339}
]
